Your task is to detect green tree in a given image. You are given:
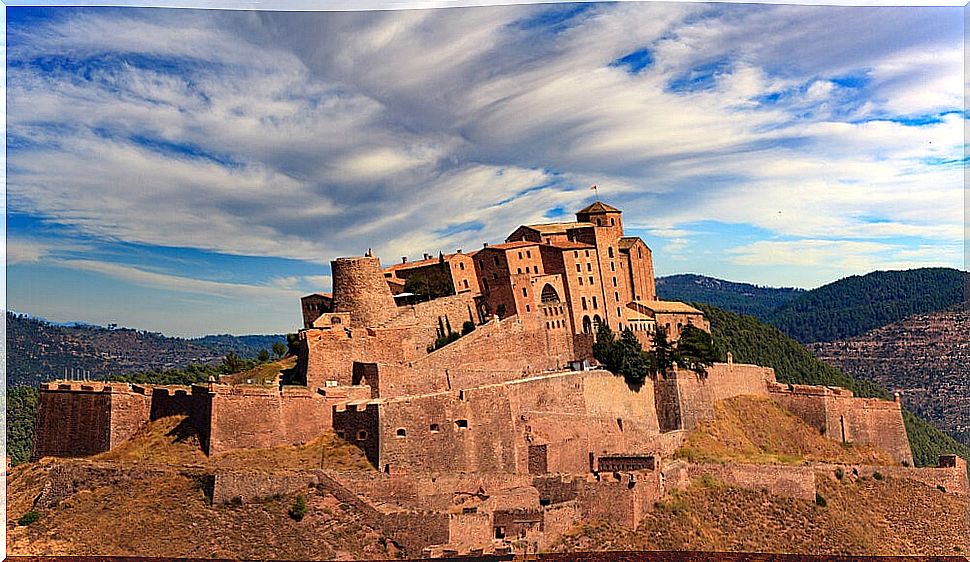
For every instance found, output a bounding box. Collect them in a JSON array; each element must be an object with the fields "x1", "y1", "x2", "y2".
[
  {"x1": 272, "y1": 342, "x2": 287, "y2": 359},
  {"x1": 257, "y1": 349, "x2": 271, "y2": 363},
  {"x1": 617, "y1": 328, "x2": 651, "y2": 384},
  {"x1": 289, "y1": 494, "x2": 308, "y2": 521},
  {"x1": 592, "y1": 323, "x2": 620, "y2": 372},
  {"x1": 674, "y1": 324, "x2": 720, "y2": 376},
  {"x1": 285, "y1": 333, "x2": 301, "y2": 356},
  {"x1": 7, "y1": 386, "x2": 39, "y2": 466},
  {"x1": 651, "y1": 325, "x2": 675, "y2": 379}
]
